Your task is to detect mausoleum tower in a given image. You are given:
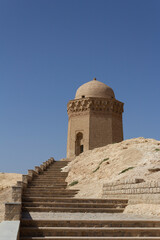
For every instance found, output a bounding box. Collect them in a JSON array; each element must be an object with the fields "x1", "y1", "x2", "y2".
[{"x1": 67, "y1": 78, "x2": 124, "y2": 159}]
